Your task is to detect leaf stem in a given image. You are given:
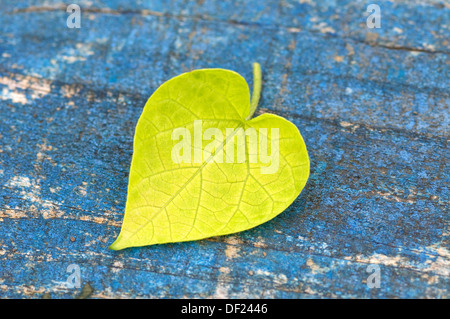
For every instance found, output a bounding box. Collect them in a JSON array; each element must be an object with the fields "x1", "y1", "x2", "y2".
[{"x1": 246, "y1": 62, "x2": 262, "y2": 120}]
